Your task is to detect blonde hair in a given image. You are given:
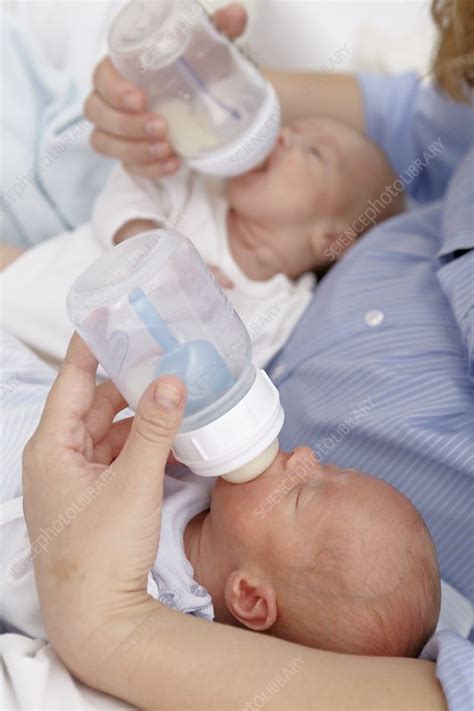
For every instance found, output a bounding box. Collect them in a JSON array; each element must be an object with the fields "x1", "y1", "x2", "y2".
[{"x1": 431, "y1": 0, "x2": 474, "y2": 101}]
